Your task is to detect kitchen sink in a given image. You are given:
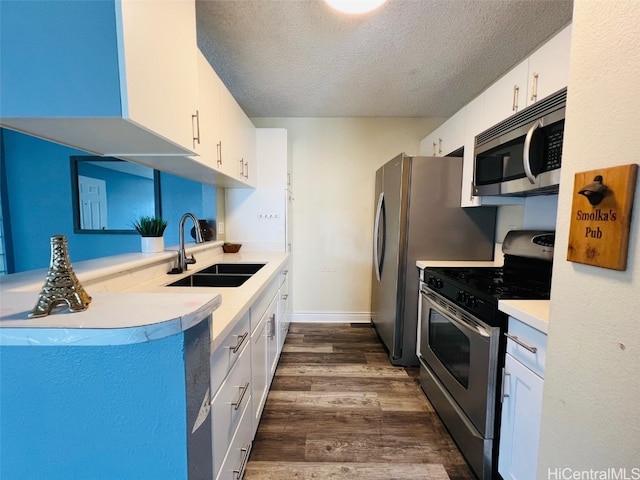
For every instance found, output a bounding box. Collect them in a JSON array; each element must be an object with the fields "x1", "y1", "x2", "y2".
[
  {"x1": 166, "y1": 262, "x2": 265, "y2": 288},
  {"x1": 197, "y1": 263, "x2": 265, "y2": 275},
  {"x1": 167, "y1": 273, "x2": 252, "y2": 288}
]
